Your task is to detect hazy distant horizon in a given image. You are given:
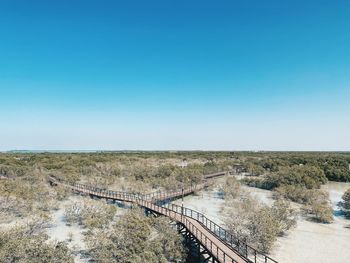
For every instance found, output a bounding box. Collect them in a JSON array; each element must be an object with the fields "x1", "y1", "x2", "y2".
[{"x1": 2, "y1": 149, "x2": 350, "y2": 153}]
